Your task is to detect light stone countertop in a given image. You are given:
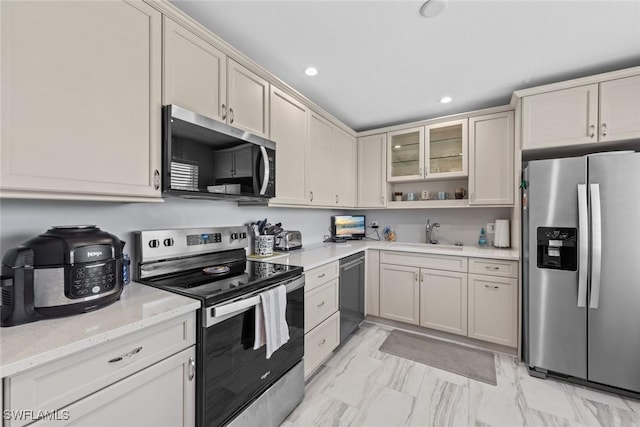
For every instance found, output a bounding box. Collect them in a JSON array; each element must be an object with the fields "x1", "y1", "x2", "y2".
[
  {"x1": 0, "y1": 282, "x2": 200, "y2": 378},
  {"x1": 264, "y1": 240, "x2": 519, "y2": 270}
]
